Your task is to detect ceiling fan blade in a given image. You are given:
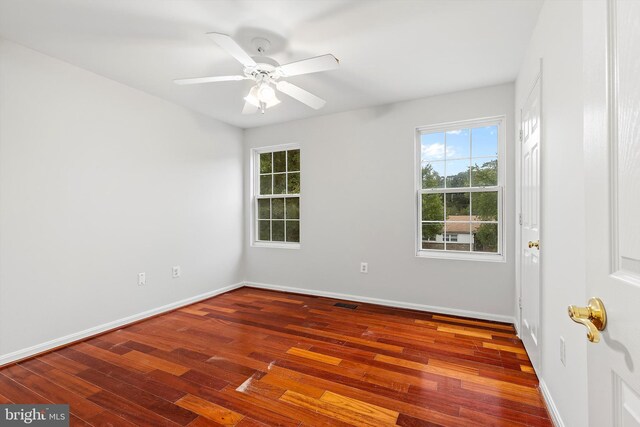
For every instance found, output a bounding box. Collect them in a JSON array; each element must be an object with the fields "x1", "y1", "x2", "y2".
[
  {"x1": 242, "y1": 100, "x2": 259, "y2": 114},
  {"x1": 277, "y1": 54, "x2": 339, "y2": 77},
  {"x1": 207, "y1": 32, "x2": 256, "y2": 67},
  {"x1": 173, "y1": 75, "x2": 248, "y2": 85},
  {"x1": 276, "y1": 81, "x2": 326, "y2": 110}
]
